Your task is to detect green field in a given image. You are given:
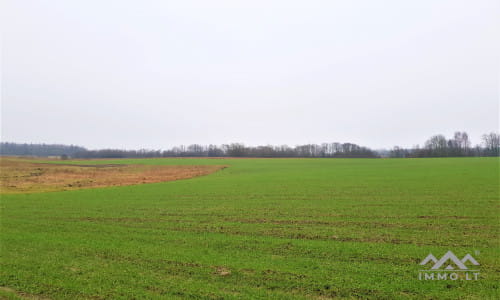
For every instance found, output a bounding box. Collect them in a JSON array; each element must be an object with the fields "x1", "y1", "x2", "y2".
[{"x1": 1, "y1": 157, "x2": 499, "y2": 299}]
